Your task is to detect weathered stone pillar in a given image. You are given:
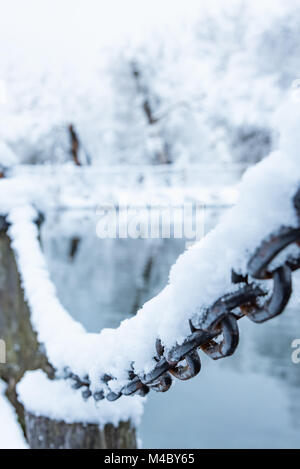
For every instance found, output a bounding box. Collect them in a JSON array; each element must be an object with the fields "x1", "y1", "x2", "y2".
[
  {"x1": 0, "y1": 219, "x2": 52, "y2": 428},
  {"x1": 0, "y1": 217, "x2": 137, "y2": 449},
  {"x1": 24, "y1": 413, "x2": 137, "y2": 449}
]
